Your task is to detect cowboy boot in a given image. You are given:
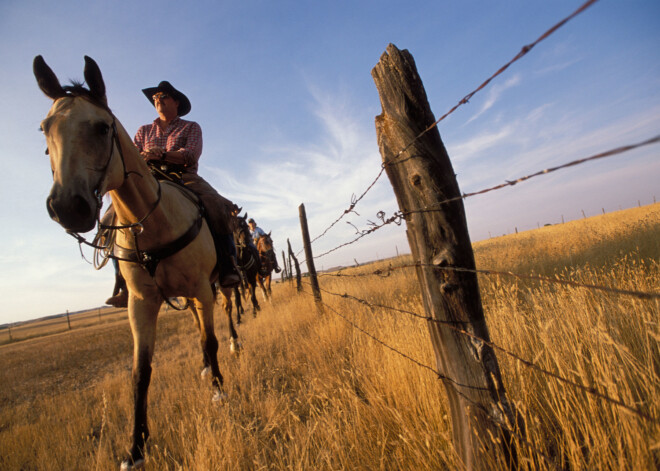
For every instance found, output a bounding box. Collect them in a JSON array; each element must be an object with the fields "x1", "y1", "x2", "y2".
[
  {"x1": 106, "y1": 289, "x2": 128, "y2": 308},
  {"x1": 270, "y1": 251, "x2": 282, "y2": 273},
  {"x1": 217, "y1": 234, "x2": 241, "y2": 288}
]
